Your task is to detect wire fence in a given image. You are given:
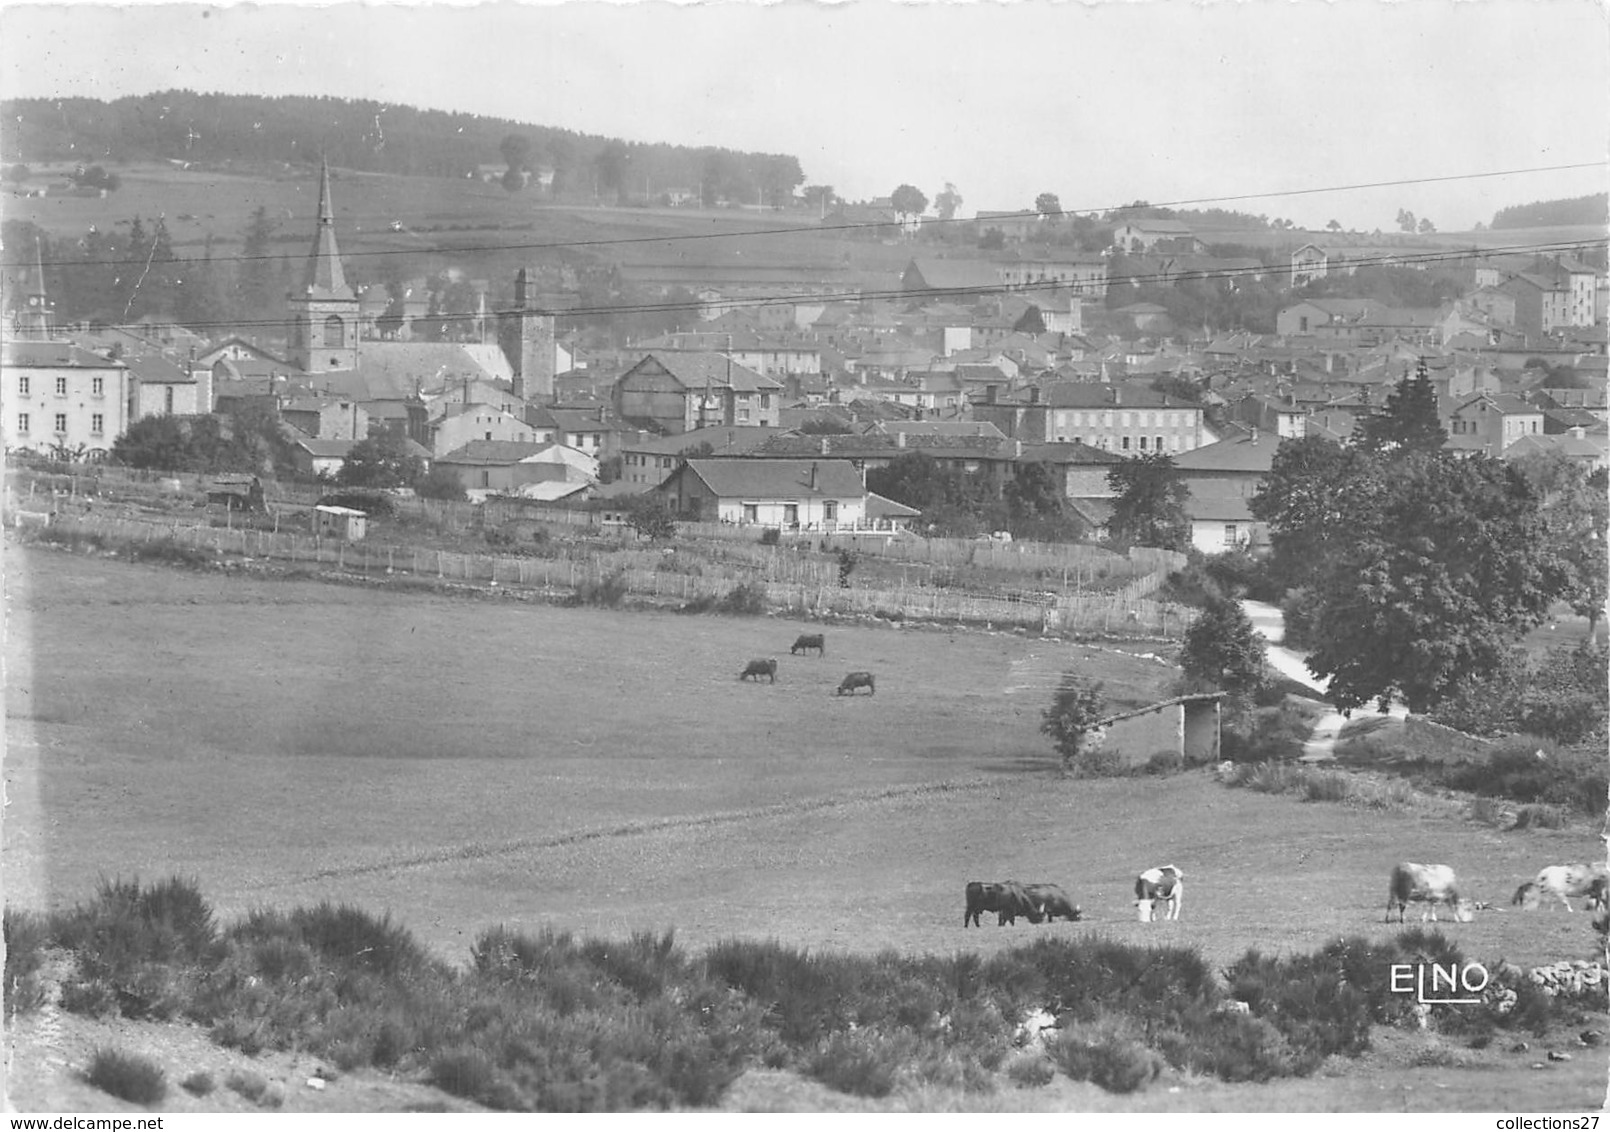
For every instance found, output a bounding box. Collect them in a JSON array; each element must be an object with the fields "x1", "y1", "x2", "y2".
[{"x1": 33, "y1": 514, "x2": 1196, "y2": 636}]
